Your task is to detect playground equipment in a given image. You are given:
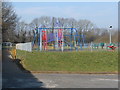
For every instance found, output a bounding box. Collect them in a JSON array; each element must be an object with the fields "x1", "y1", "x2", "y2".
[
  {"x1": 99, "y1": 43, "x2": 105, "y2": 49},
  {"x1": 32, "y1": 27, "x2": 86, "y2": 52},
  {"x1": 91, "y1": 42, "x2": 117, "y2": 51},
  {"x1": 93, "y1": 43, "x2": 105, "y2": 49},
  {"x1": 107, "y1": 43, "x2": 116, "y2": 51}
]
